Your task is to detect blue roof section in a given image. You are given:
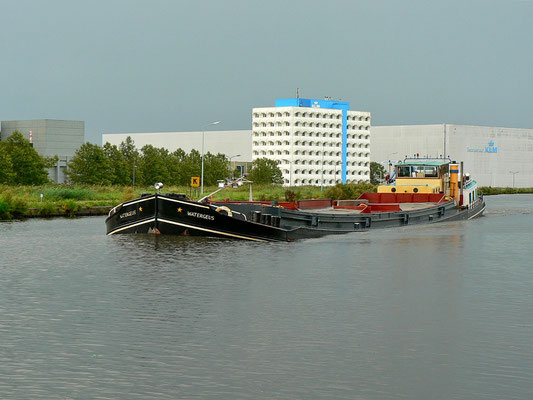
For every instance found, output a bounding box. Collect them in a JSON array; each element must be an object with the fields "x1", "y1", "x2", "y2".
[{"x1": 275, "y1": 98, "x2": 350, "y2": 111}]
